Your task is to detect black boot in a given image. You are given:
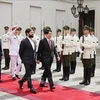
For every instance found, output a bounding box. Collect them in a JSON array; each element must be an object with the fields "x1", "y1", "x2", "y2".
[
  {"x1": 84, "y1": 67, "x2": 91, "y2": 86},
  {"x1": 79, "y1": 68, "x2": 87, "y2": 84},
  {"x1": 91, "y1": 64, "x2": 95, "y2": 77},
  {"x1": 64, "y1": 66, "x2": 70, "y2": 81},
  {"x1": 57, "y1": 59, "x2": 61, "y2": 72},
  {"x1": 70, "y1": 61, "x2": 76, "y2": 74},
  {"x1": 59, "y1": 66, "x2": 66, "y2": 81},
  {"x1": 6, "y1": 58, "x2": 10, "y2": 69}
]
